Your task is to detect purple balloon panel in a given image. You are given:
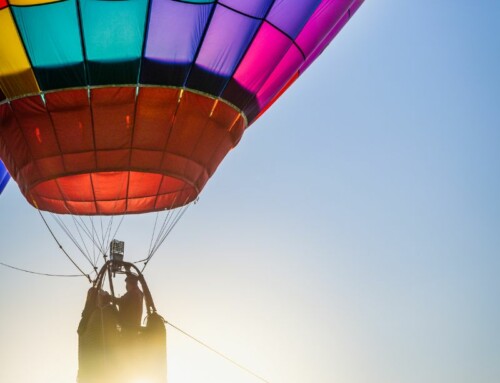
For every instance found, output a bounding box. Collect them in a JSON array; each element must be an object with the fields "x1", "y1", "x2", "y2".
[
  {"x1": 193, "y1": 5, "x2": 260, "y2": 78},
  {"x1": 219, "y1": 0, "x2": 272, "y2": 18},
  {"x1": 144, "y1": 0, "x2": 213, "y2": 65}
]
